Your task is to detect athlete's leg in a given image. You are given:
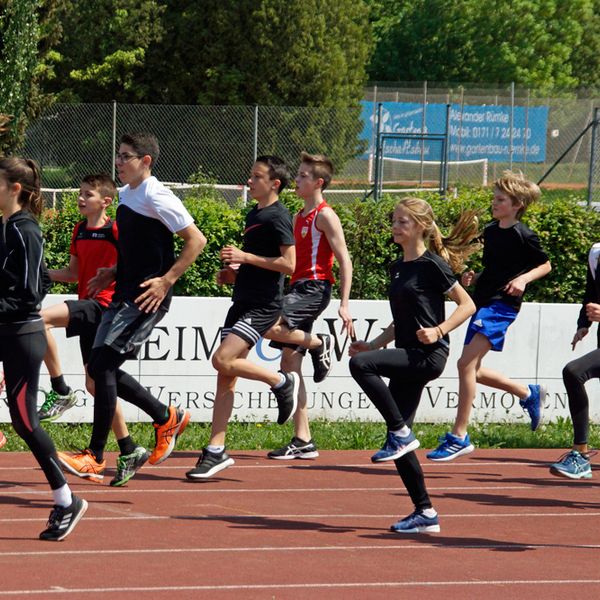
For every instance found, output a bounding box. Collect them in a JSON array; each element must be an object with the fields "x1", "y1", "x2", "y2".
[{"x1": 280, "y1": 347, "x2": 311, "y2": 441}]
